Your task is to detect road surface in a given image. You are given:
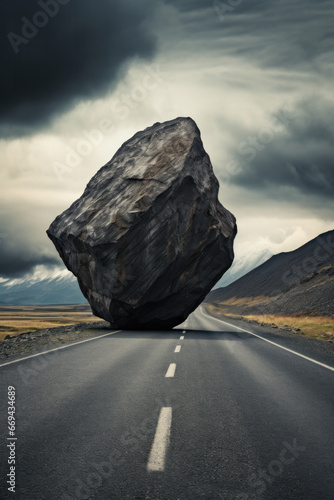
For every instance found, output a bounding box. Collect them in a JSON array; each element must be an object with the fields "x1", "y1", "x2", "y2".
[{"x1": 0, "y1": 305, "x2": 333, "y2": 499}]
